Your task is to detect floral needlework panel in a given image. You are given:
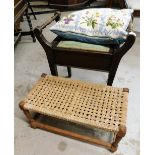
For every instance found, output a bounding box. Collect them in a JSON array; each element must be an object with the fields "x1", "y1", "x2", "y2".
[{"x1": 50, "y1": 8, "x2": 133, "y2": 45}]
